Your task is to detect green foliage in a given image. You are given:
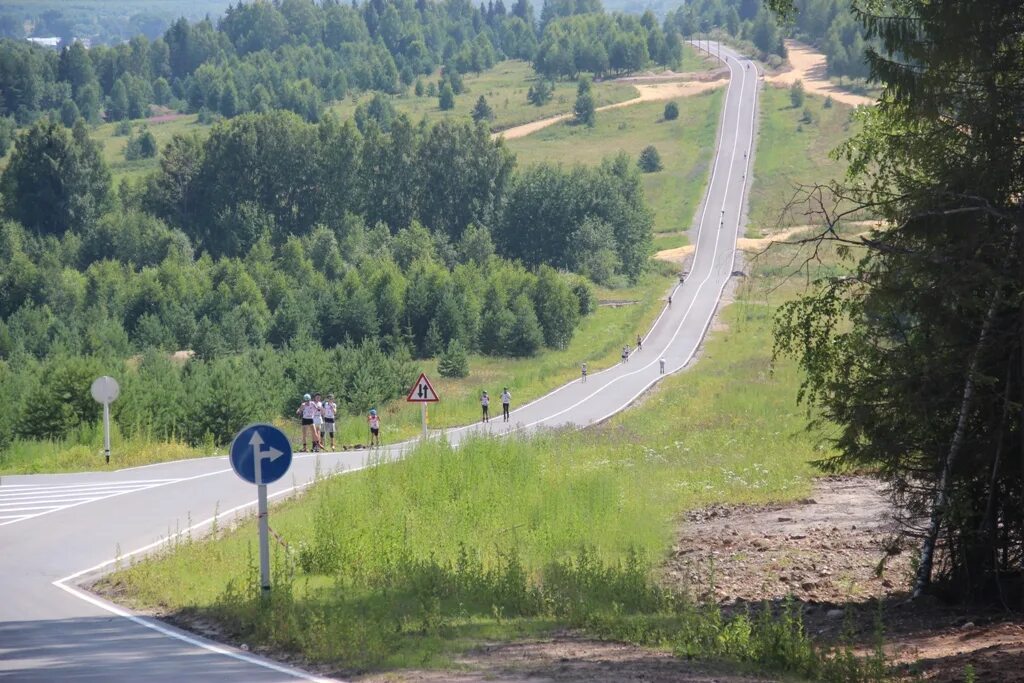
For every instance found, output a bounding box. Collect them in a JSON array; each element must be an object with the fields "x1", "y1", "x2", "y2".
[
  {"x1": 574, "y1": 76, "x2": 596, "y2": 127},
  {"x1": 790, "y1": 80, "x2": 806, "y2": 109},
  {"x1": 471, "y1": 95, "x2": 494, "y2": 123},
  {"x1": 438, "y1": 81, "x2": 455, "y2": 111},
  {"x1": 527, "y1": 78, "x2": 553, "y2": 106},
  {"x1": 663, "y1": 100, "x2": 679, "y2": 120},
  {"x1": 0, "y1": 120, "x2": 111, "y2": 236},
  {"x1": 437, "y1": 339, "x2": 470, "y2": 378},
  {"x1": 638, "y1": 145, "x2": 662, "y2": 173},
  {"x1": 124, "y1": 127, "x2": 158, "y2": 161},
  {"x1": 0, "y1": 115, "x2": 15, "y2": 156},
  {"x1": 773, "y1": 0, "x2": 1024, "y2": 599}
]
